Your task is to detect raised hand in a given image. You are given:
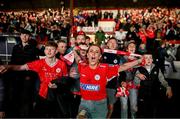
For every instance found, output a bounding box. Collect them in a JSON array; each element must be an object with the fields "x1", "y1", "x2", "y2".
[{"x1": 0, "y1": 65, "x2": 8, "y2": 74}]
